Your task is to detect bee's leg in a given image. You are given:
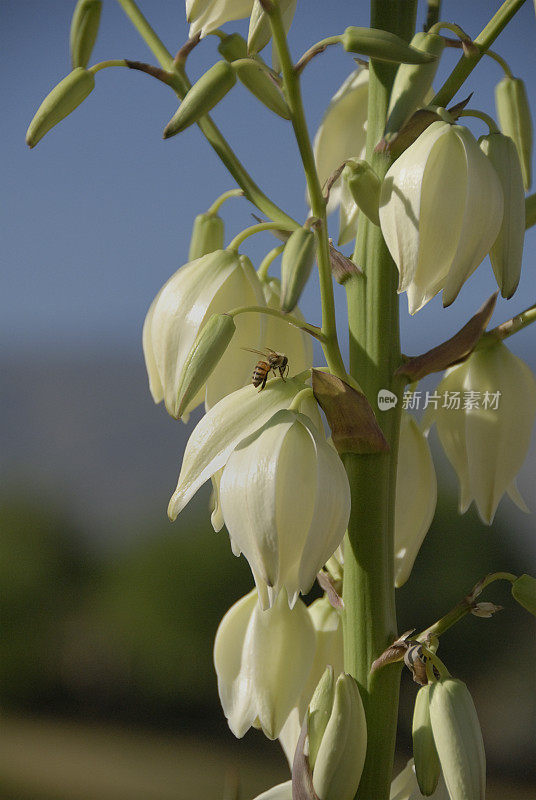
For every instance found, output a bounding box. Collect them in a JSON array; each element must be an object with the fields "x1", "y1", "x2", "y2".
[
  {"x1": 279, "y1": 366, "x2": 286, "y2": 382},
  {"x1": 258, "y1": 373, "x2": 268, "y2": 391}
]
